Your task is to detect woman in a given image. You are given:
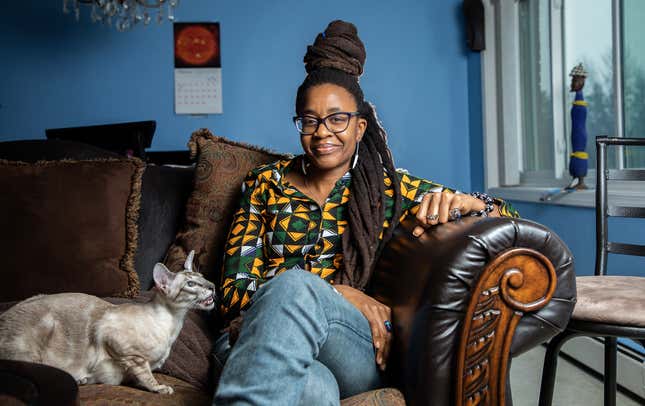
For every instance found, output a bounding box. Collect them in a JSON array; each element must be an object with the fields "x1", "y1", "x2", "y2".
[{"x1": 213, "y1": 20, "x2": 518, "y2": 405}]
